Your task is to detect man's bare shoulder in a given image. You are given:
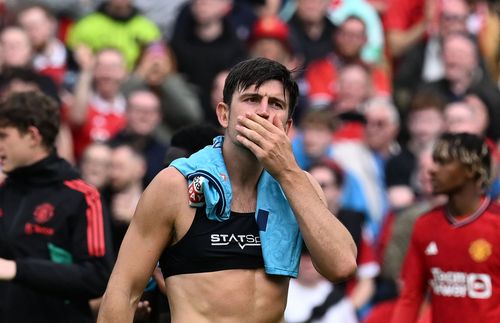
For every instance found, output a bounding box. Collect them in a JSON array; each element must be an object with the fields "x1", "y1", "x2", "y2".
[
  {"x1": 137, "y1": 167, "x2": 189, "y2": 223},
  {"x1": 148, "y1": 166, "x2": 187, "y2": 190}
]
